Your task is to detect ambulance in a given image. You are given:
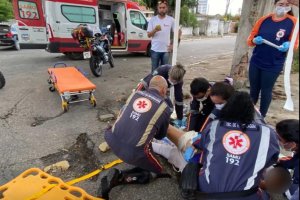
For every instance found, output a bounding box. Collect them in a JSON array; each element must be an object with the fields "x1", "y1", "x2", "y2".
[{"x1": 12, "y1": 0, "x2": 151, "y2": 59}]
